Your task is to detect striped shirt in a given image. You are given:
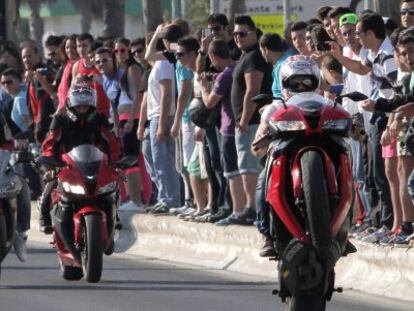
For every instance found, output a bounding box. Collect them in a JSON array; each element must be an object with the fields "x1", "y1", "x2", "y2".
[{"x1": 361, "y1": 37, "x2": 397, "y2": 100}]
